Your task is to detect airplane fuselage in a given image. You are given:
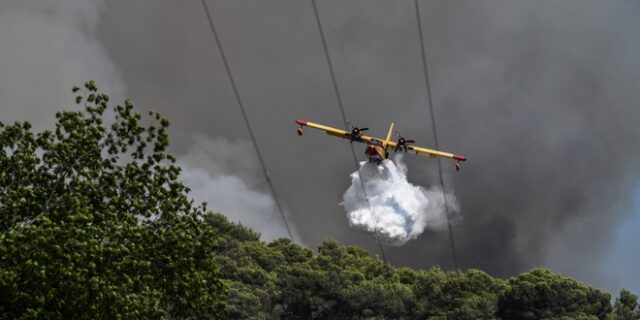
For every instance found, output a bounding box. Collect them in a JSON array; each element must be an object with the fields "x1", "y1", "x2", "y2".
[{"x1": 365, "y1": 143, "x2": 387, "y2": 164}]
